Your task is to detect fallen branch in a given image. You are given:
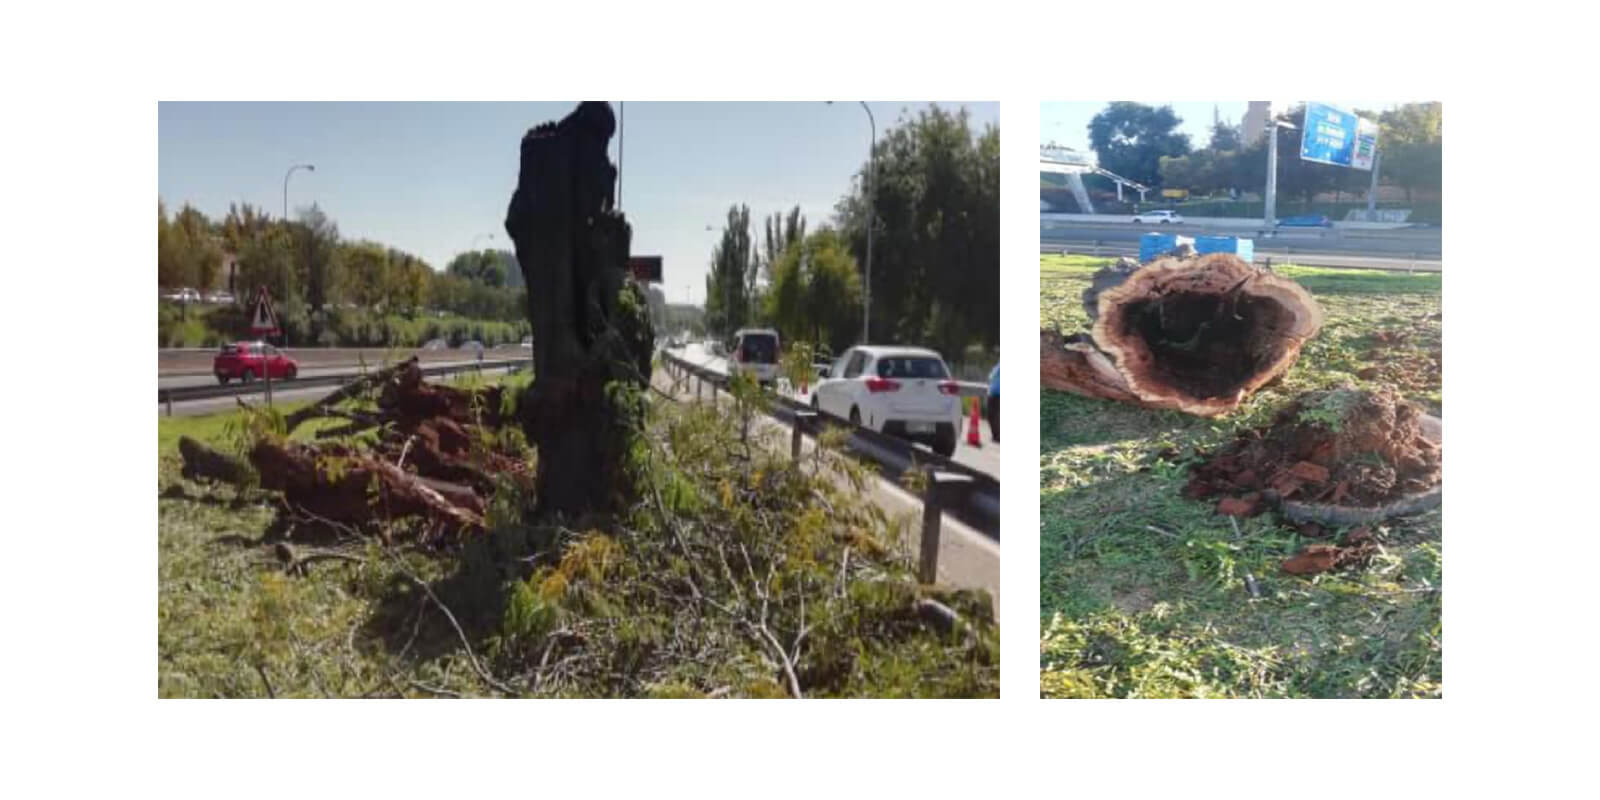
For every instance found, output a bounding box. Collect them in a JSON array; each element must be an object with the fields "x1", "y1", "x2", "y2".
[
  {"x1": 178, "y1": 436, "x2": 253, "y2": 485},
  {"x1": 284, "y1": 357, "x2": 417, "y2": 433}
]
